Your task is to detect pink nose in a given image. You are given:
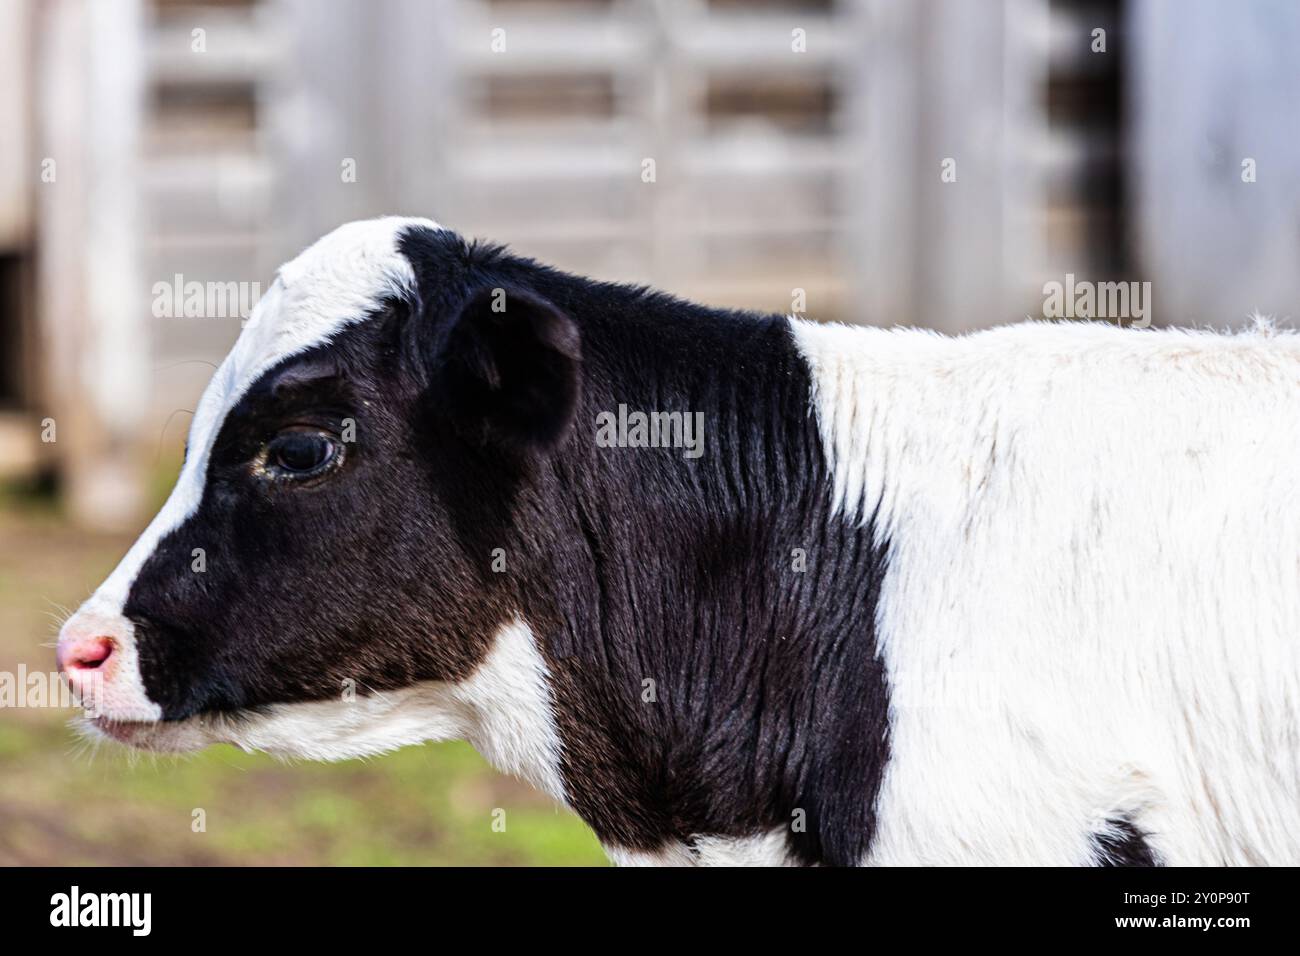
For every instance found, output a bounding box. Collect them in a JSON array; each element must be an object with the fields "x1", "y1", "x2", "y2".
[
  {"x1": 56, "y1": 612, "x2": 160, "y2": 721},
  {"x1": 57, "y1": 634, "x2": 116, "y2": 676}
]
